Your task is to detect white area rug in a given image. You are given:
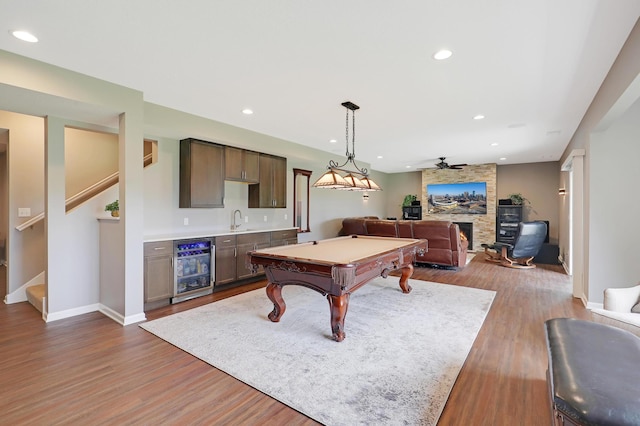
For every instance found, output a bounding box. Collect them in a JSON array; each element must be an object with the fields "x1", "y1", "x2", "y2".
[{"x1": 140, "y1": 278, "x2": 495, "y2": 425}]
